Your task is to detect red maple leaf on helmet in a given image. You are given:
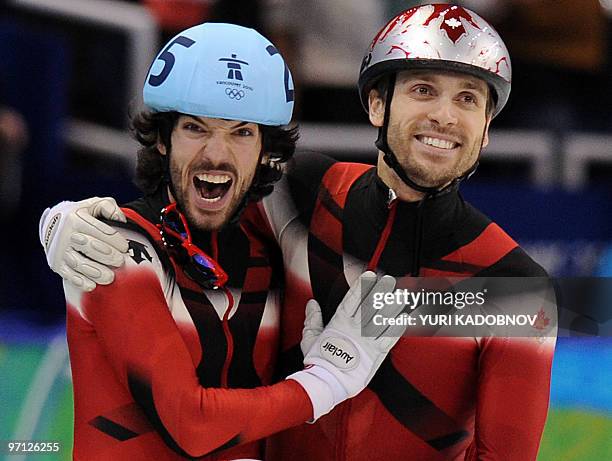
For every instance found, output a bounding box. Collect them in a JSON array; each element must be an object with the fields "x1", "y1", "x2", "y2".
[
  {"x1": 533, "y1": 308, "x2": 551, "y2": 331},
  {"x1": 423, "y1": 4, "x2": 480, "y2": 44}
]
